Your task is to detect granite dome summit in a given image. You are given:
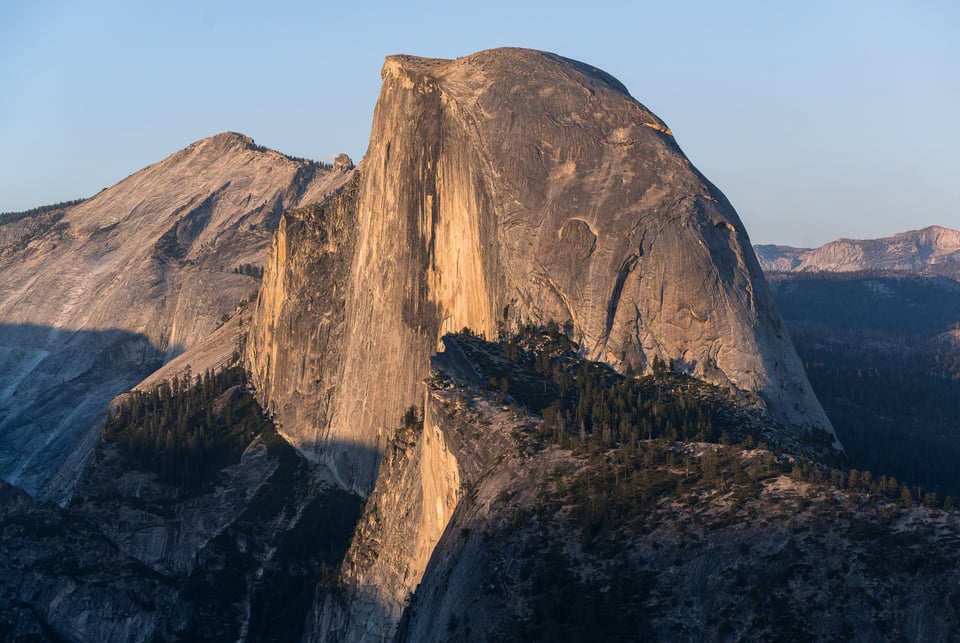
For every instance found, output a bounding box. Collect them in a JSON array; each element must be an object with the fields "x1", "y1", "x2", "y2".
[{"x1": 246, "y1": 47, "x2": 835, "y2": 496}]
